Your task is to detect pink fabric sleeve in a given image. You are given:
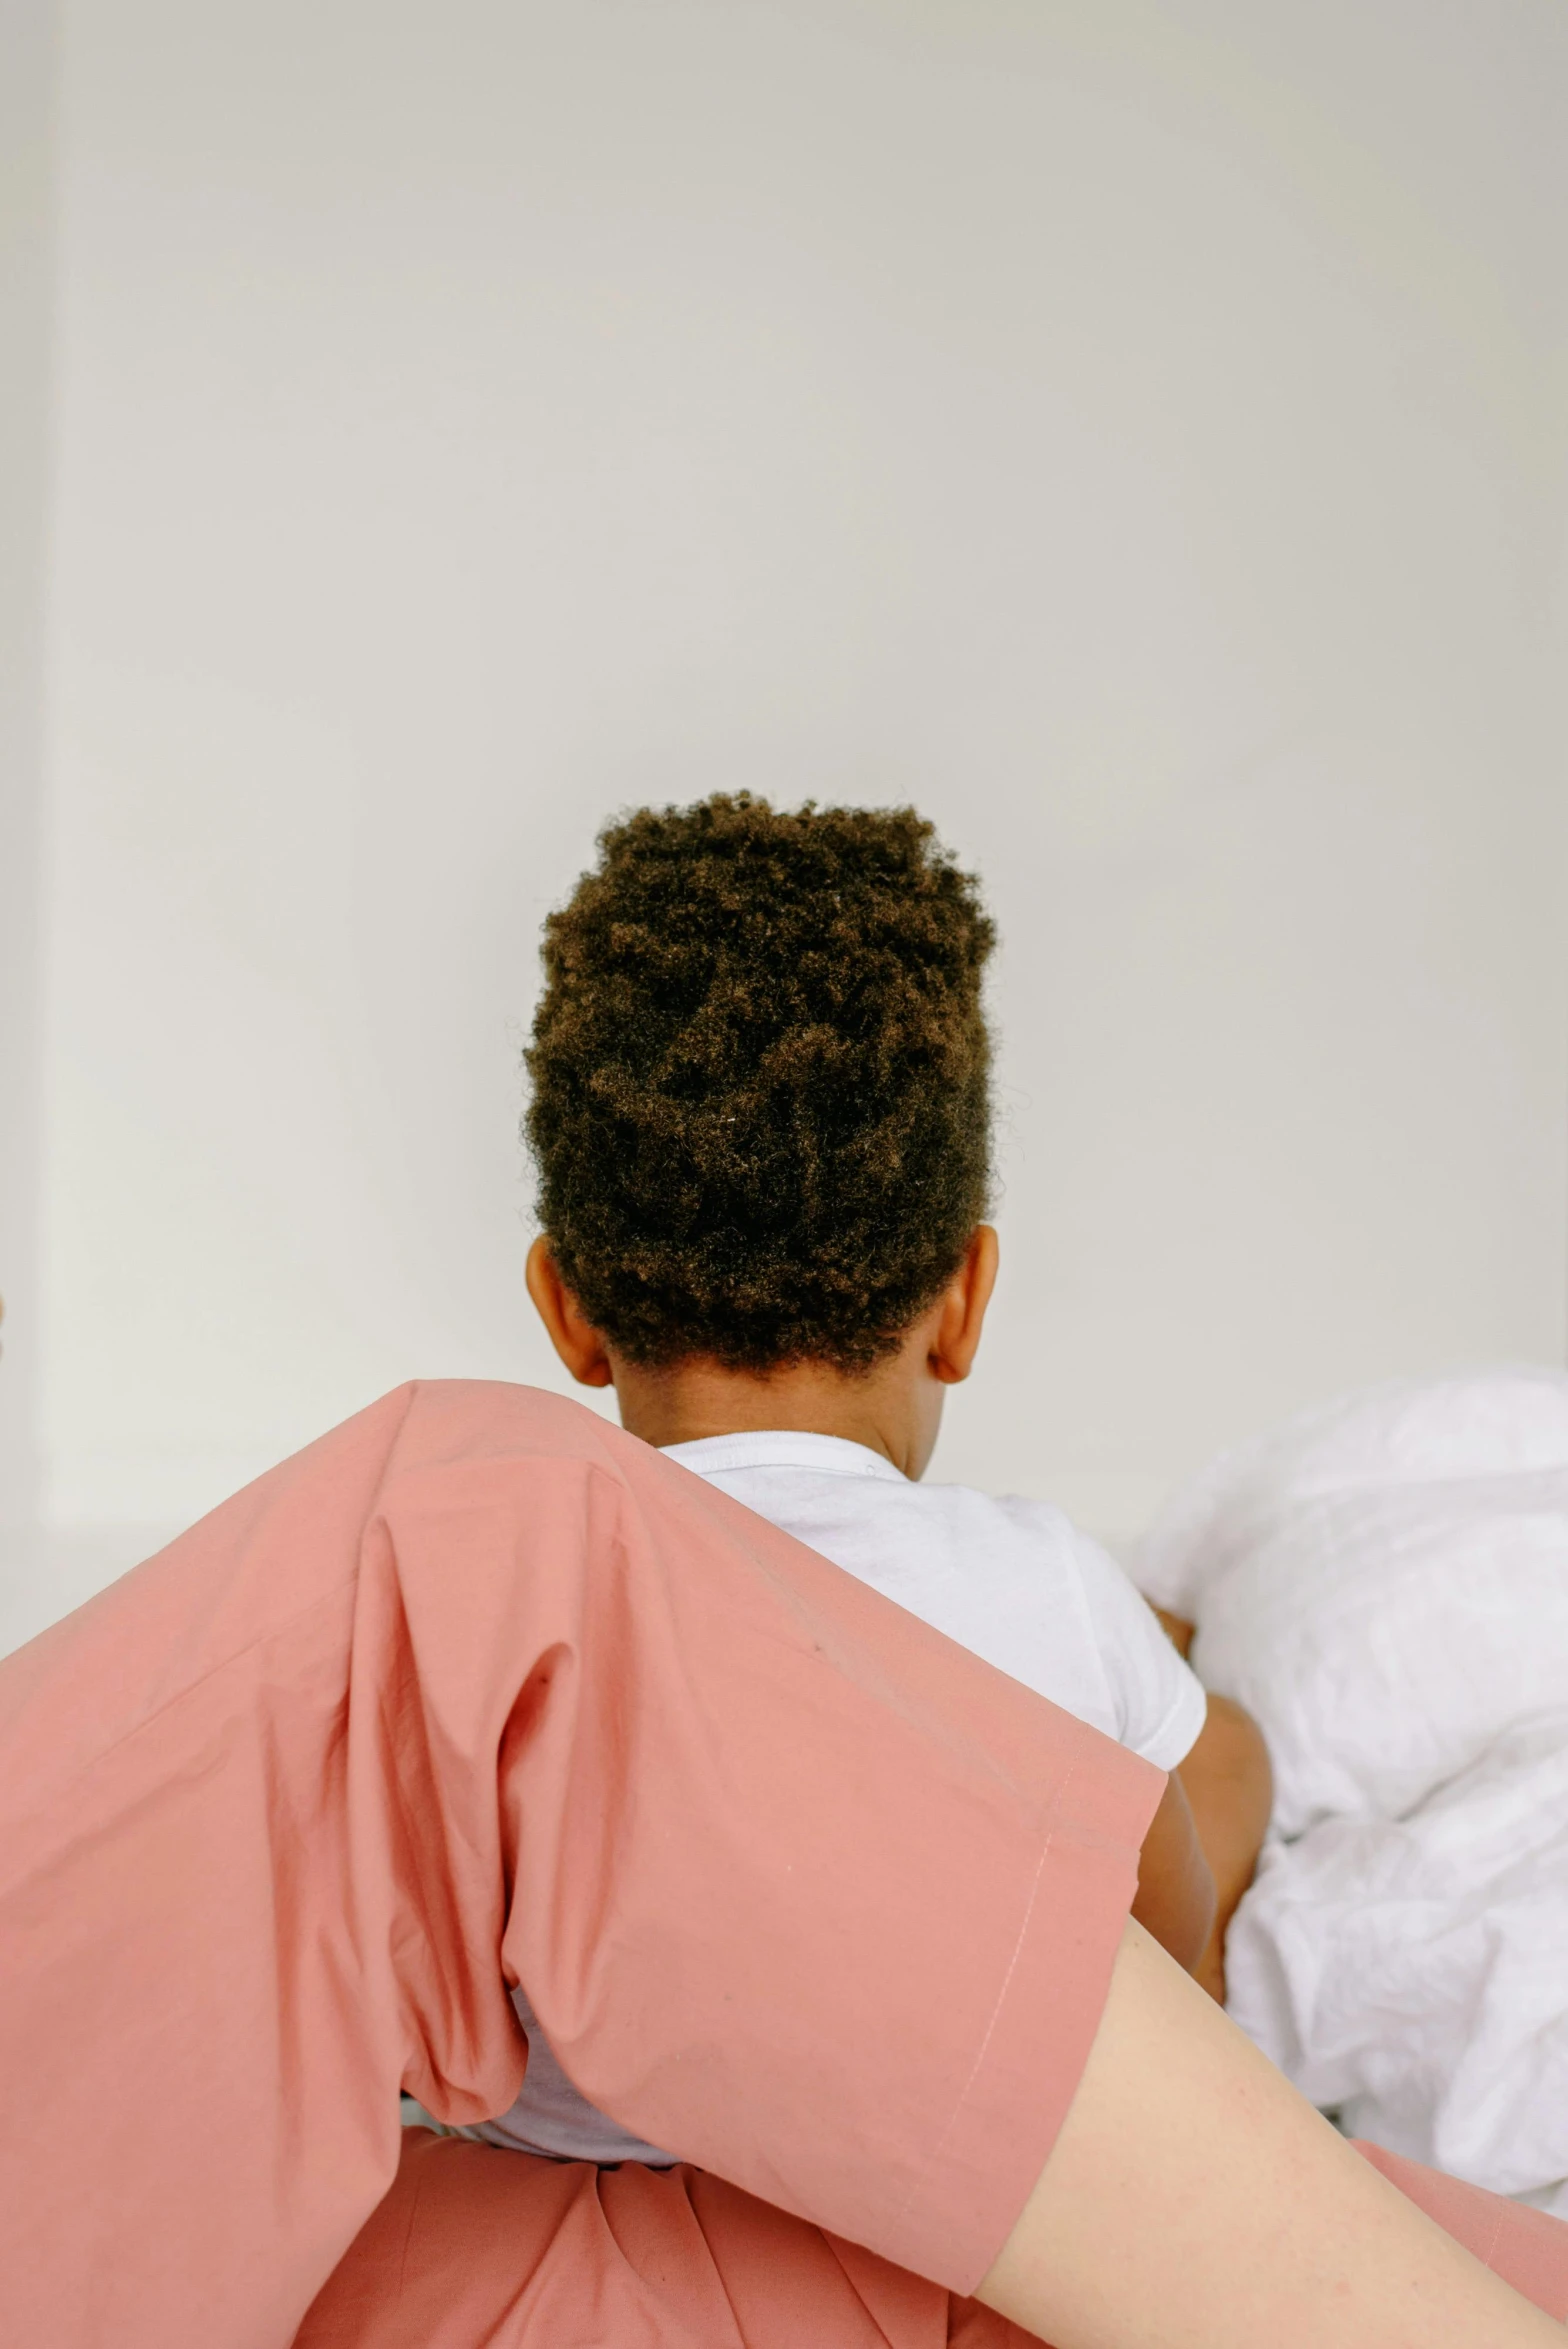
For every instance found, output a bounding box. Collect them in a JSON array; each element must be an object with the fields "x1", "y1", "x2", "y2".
[
  {"x1": 0, "y1": 1381, "x2": 1161, "y2": 2348},
  {"x1": 1351, "y1": 2143, "x2": 1568, "y2": 2323}
]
